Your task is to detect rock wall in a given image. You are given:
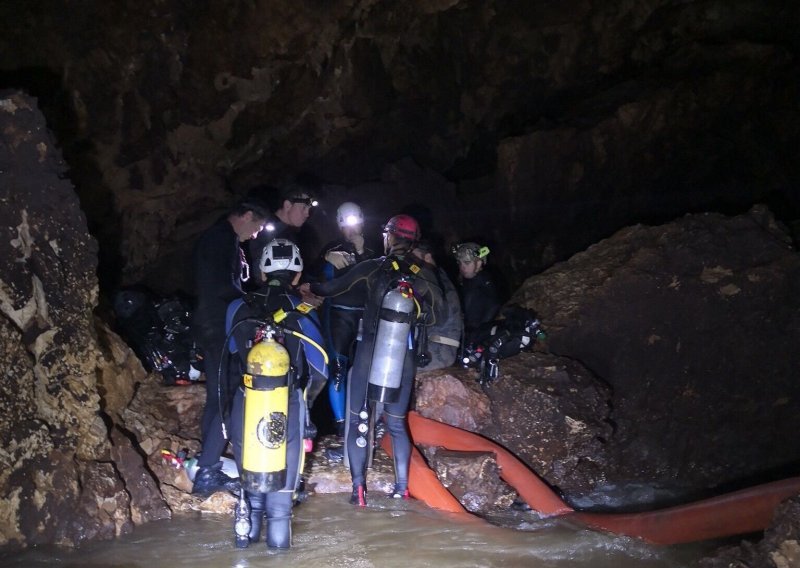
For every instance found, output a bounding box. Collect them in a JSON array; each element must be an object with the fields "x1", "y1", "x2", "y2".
[
  {"x1": 0, "y1": 92, "x2": 168, "y2": 549},
  {"x1": 0, "y1": 1, "x2": 797, "y2": 293}
]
